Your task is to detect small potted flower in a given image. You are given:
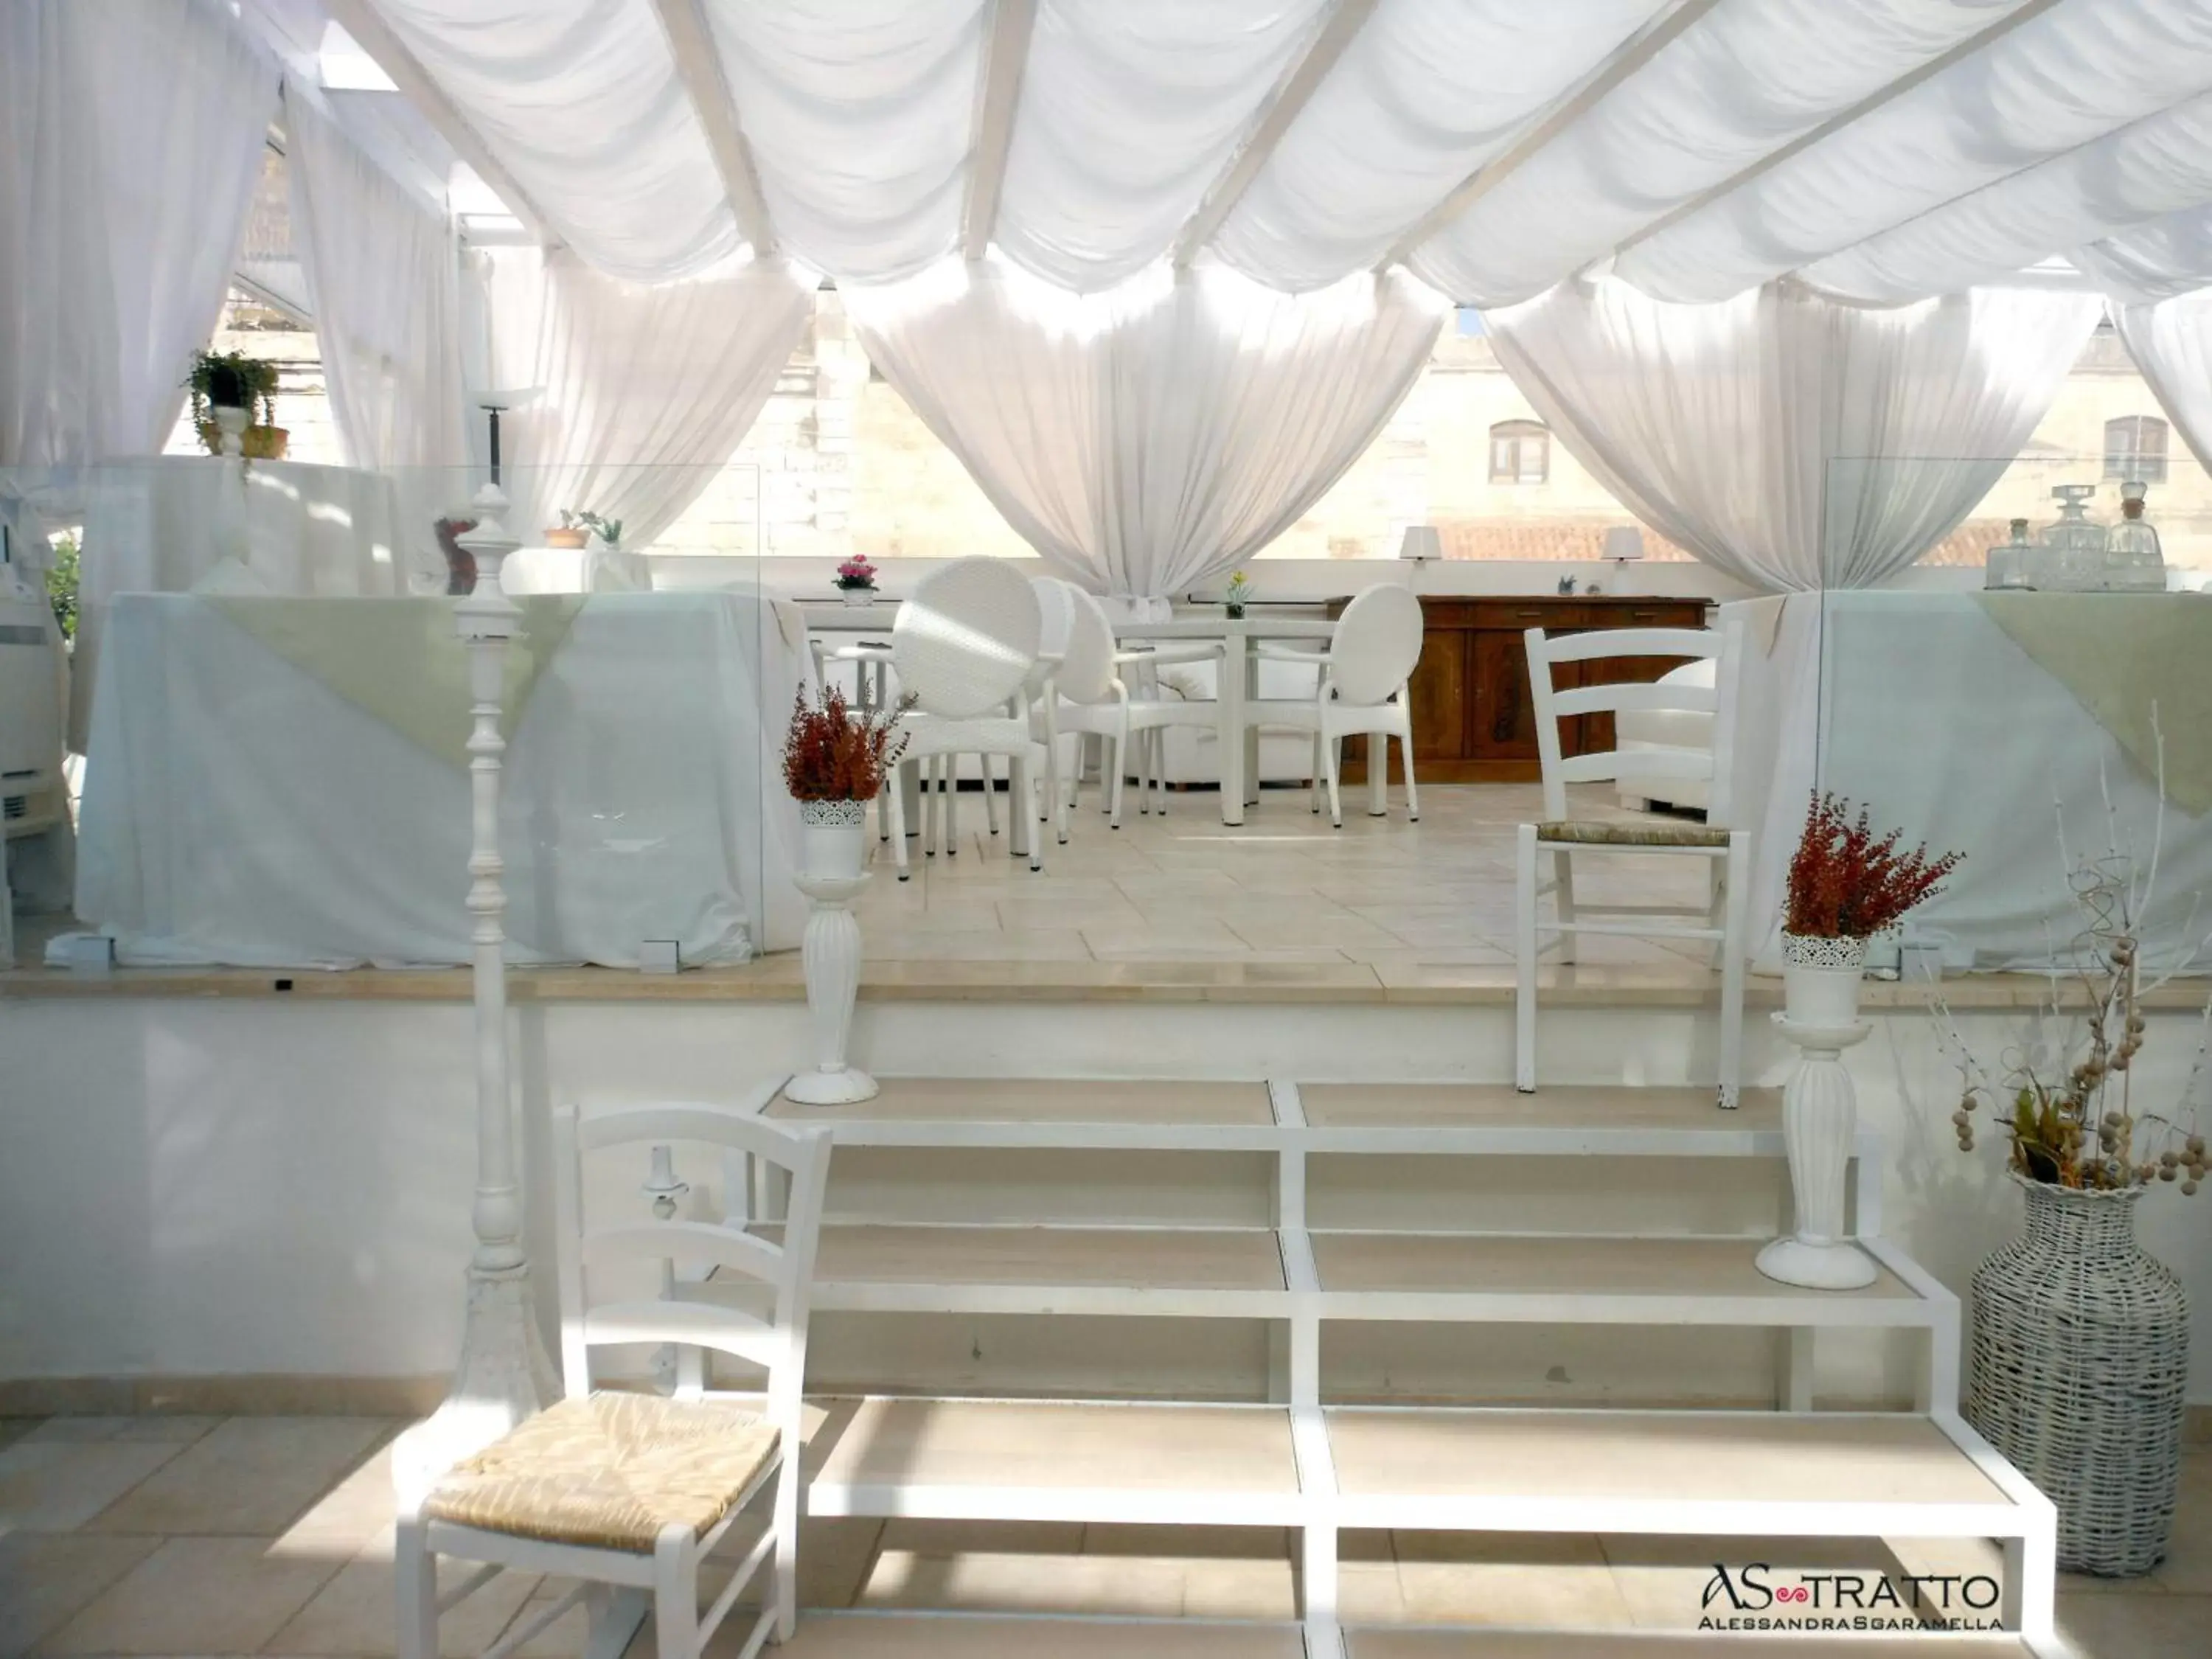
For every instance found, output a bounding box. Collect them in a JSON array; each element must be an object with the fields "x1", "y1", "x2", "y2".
[
  {"x1": 835, "y1": 555, "x2": 880, "y2": 606},
  {"x1": 546, "y1": 509, "x2": 590, "y2": 549},
  {"x1": 781, "y1": 684, "x2": 909, "y2": 1106},
  {"x1": 1781, "y1": 791, "x2": 1960, "y2": 1028},
  {"x1": 1224, "y1": 571, "x2": 1253, "y2": 619}
]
